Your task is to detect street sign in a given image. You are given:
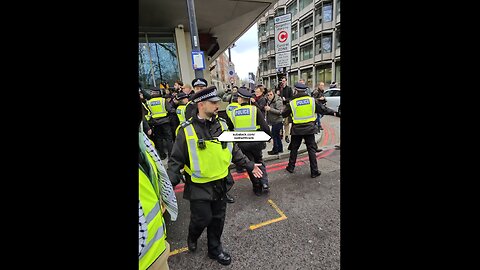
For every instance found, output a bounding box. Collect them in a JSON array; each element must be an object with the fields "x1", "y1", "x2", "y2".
[
  {"x1": 228, "y1": 65, "x2": 235, "y2": 80},
  {"x1": 274, "y1": 13, "x2": 292, "y2": 69},
  {"x1": 191, "y1": 51, "x2": 205, "y2": 70}
]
